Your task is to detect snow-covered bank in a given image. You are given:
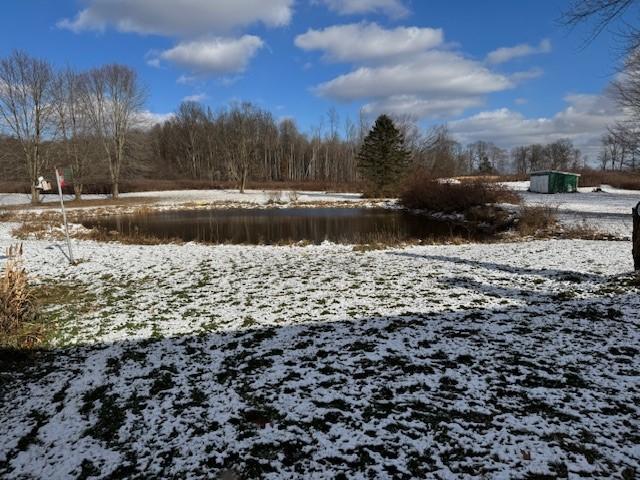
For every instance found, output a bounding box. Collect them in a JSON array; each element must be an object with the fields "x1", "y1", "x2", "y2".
[
  {"x1": 0, "y1": 189, "x2": 364, "y2": 207},
  {"x1": 502, "y1": 181, "x2": 640, "y2": 238},
  {"x1": 0, "y1": 224, "x2": 638, "y2": 478}
]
